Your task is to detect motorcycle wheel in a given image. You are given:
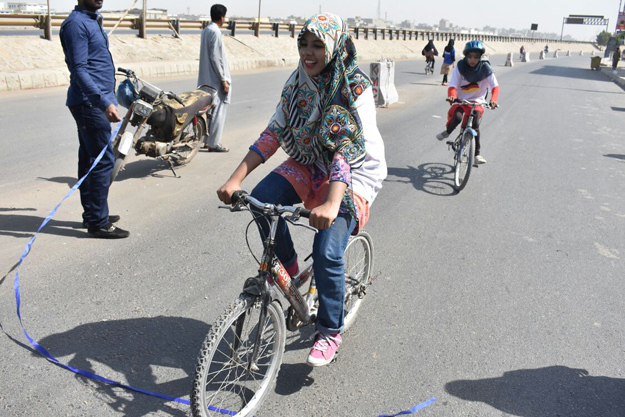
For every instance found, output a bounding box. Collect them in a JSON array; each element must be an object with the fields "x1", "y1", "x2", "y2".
[
  {"x1": 174, "y1": 117, "x2": 206, "y2": 166},
  {"x1": 110, "y1": 137, "x2": 126, "y2": 184}
]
